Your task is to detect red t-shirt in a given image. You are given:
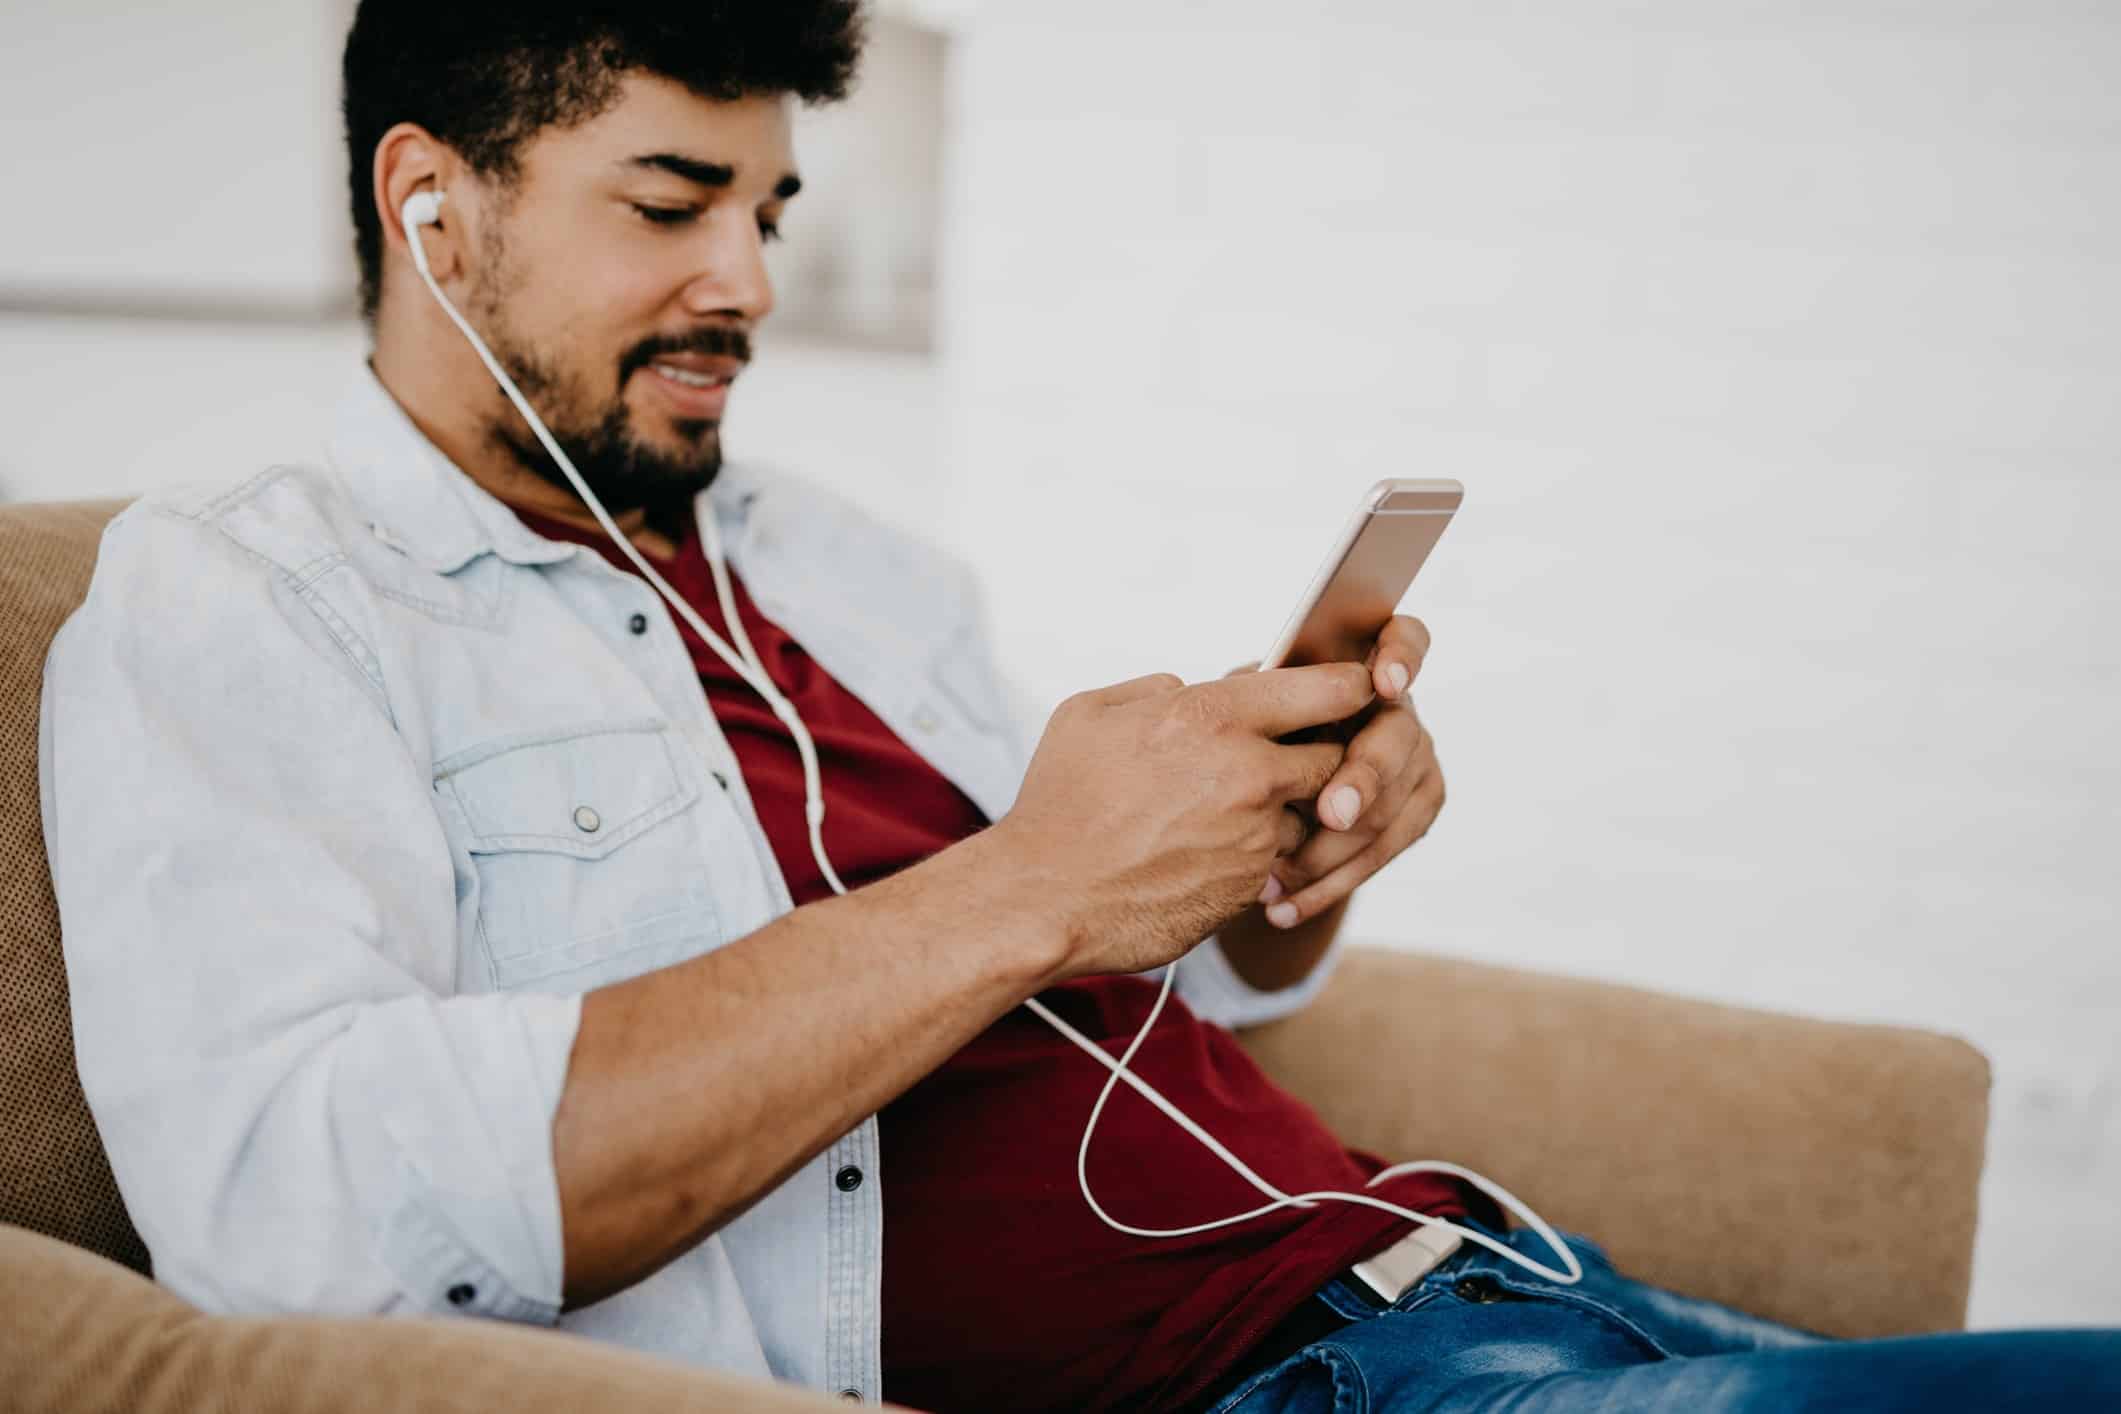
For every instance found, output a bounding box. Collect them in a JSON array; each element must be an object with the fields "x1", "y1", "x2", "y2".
[{"x1": 515, "y1": 506, "x2": 1484, "y2": 1413}]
